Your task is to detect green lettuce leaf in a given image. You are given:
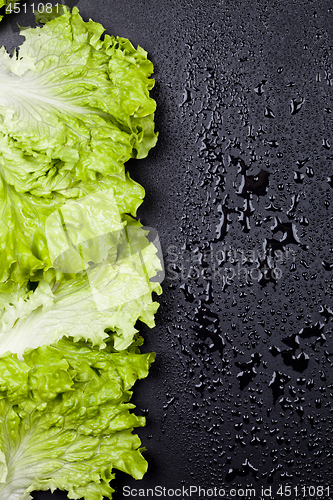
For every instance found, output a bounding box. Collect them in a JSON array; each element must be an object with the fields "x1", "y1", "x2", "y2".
[
  {"x1": 0, "y1": 170, "x2": 145, "y2": 291},
  {"x1": 0, "y1": 338, "x2": 155, "y2": 500},
  {"x1": 0, "y1": 220, "x2": 162, "y2": 356},
  {"x1": 0, "y1": 6, "x2": 158, "y2": 193},
  {"x1": 0, "y1": 9, "x2": 161, "y2": 500}
]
